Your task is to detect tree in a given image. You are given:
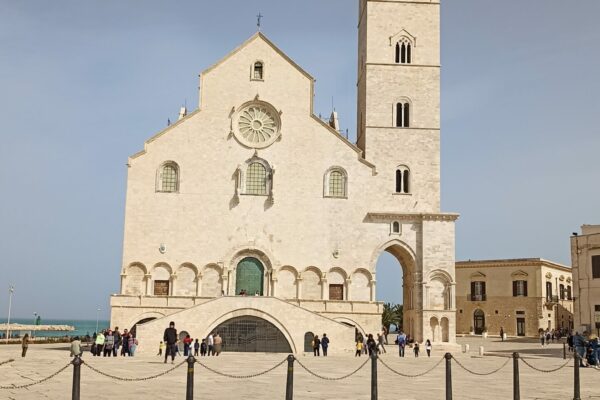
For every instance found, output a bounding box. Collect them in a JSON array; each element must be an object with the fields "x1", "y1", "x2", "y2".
[{"x1": 382, "y1": 303, "x2": 403, "y2": 333}]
